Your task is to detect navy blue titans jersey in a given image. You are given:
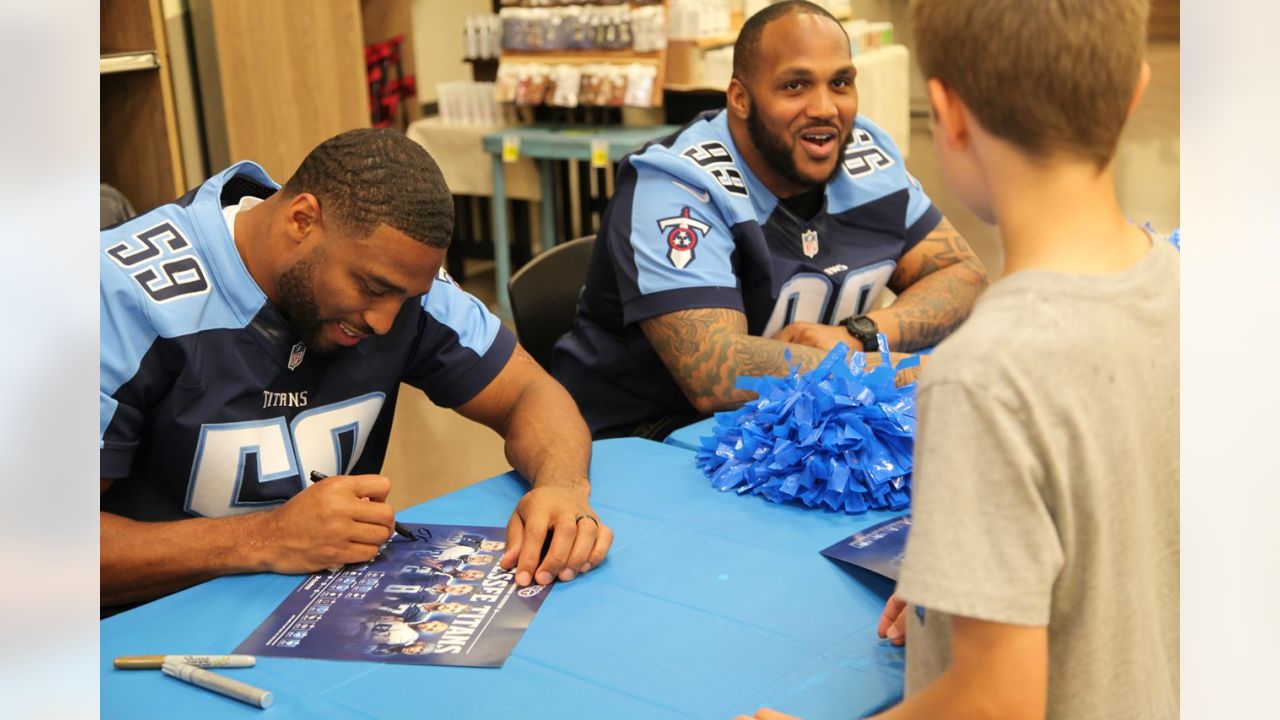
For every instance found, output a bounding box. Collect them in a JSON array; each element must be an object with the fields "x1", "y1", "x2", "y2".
[
  {"x1": 100, "y1": 161, "x2": 515, "y2": 521},
  {"x1": 552, "y1": 110, "x2": 941, "y2": 436}
]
